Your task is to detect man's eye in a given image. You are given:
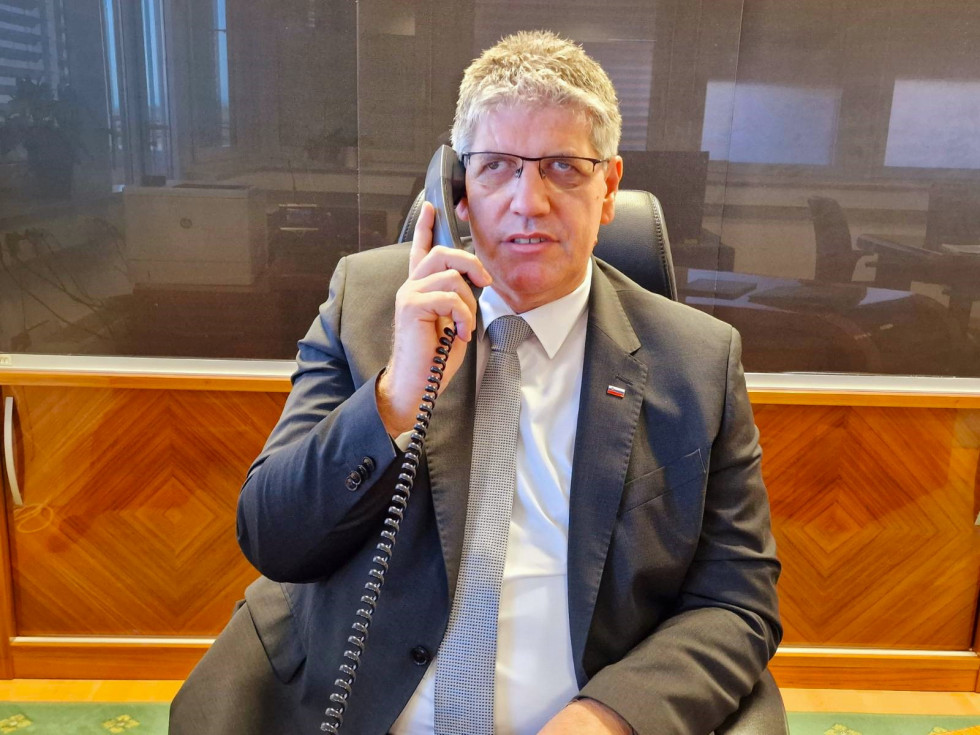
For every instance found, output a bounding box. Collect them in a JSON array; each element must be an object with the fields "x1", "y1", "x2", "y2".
[
  {"x1": 549, "y1": 159, "x2": 575, "y2": 172},
  {"x1": 484, "y1": 158, "x2": 517, "y2": 173}
]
